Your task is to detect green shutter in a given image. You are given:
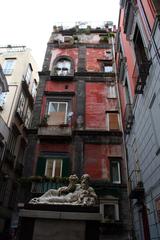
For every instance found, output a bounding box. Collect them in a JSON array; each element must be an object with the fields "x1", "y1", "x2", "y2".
[
  {"x1": 36, "y1": 157, "x2": 46, "y2": 176},
  {"x1": 62, "y1": 158, "x2": 69, "y2": 177}
]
